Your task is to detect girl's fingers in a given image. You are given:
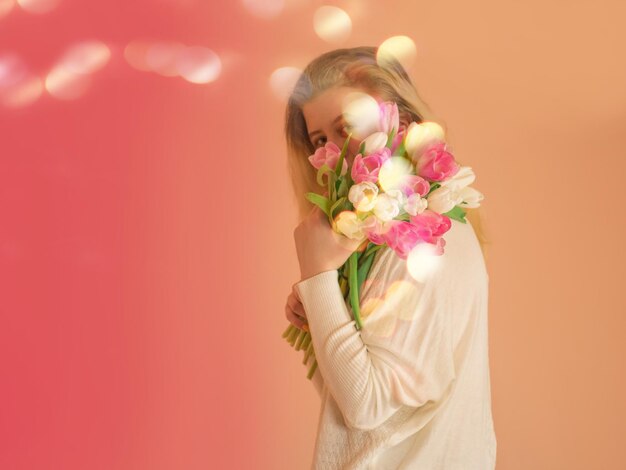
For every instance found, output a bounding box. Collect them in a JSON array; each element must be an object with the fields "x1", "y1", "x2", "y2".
[
  {"x1": 285, "y1": 304, "x2": 309, "y2": 330},
  {"x1": 287, "y1": 293, "x2": 307, "y2": 318}
]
